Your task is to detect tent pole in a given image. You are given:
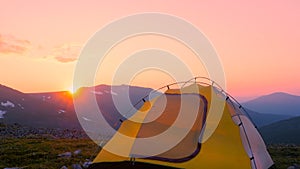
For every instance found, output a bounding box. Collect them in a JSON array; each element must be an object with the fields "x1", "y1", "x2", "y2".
[{"x1": 237, "y1": 114, "x2": 258, "y2": 169}]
